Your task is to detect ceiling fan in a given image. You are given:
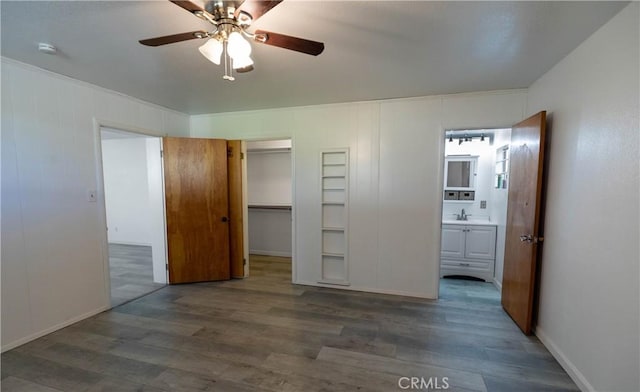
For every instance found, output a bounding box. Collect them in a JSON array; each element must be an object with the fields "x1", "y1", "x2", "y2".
[{"x1": 140, "y1": 0, "x2": 325, "y2": 81}]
